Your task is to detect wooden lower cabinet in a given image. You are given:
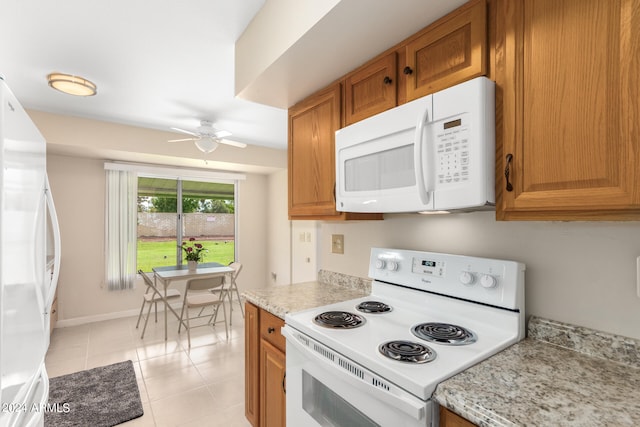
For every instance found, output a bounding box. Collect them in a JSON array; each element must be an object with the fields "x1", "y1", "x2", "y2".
[
  {"x1": 260, "y1": 339, "x2": 286, "y2": 427},
  {"x1": 440, "y1": 407, "x2": 477, "y2": 427},
  {"x1": 244, "y1": 303, "x2": 260, "y2": 426},
  {"x1": 245, "y1": 302, "x2": 286, "y2": 427}
]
